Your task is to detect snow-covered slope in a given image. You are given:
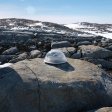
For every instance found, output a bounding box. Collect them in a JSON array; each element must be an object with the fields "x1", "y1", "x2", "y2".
[{"x1": 65, "y1": 22, "x2": 112, "y2": 39}]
